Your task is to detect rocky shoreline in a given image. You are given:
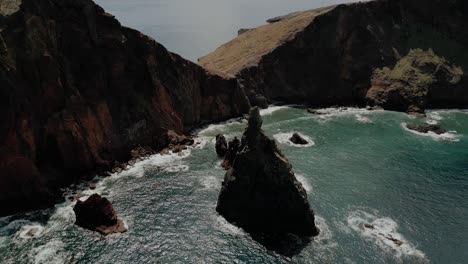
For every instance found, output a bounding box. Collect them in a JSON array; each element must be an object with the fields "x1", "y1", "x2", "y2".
[
  {"x1": 200, "y1": 0, "x2": 468, "y2": 113},
  {"x1": 1, "y1": 0, "x2": 467, "y2": 218},
  {"x1": 0, "y1": 0, "x2": 249, "y2": 216}
]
